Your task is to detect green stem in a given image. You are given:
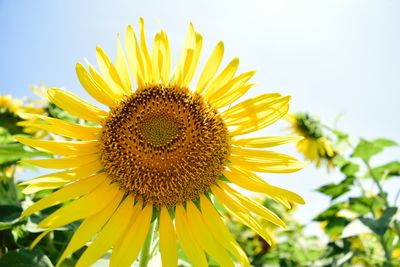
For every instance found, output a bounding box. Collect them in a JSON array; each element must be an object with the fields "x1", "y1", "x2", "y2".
[
  {"x1": 363, "y1": 159, "x2": 388, "y2": 206},
  {"x1": 380, "y1": 235, "x2": 393, "y2": 266},
  {"x1": 139, "y1": 222, "x2": 156, "y2": 267},
  {"x1": 363, "y1": 159, "x2": 394, "y2": 265}
]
